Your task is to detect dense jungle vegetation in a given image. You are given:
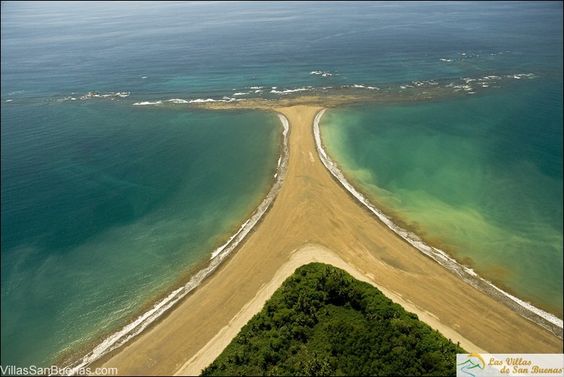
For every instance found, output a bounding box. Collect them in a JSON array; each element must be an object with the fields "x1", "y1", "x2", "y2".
[{"x1": 203, "y1": 263, "x2": 464, "y2": 376}]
